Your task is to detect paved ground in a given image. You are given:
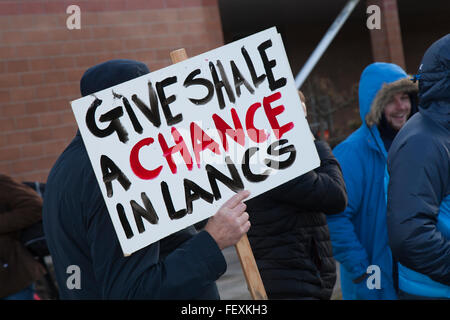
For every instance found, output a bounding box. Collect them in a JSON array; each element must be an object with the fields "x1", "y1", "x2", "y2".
[
  {"x1": 216, "y1": 246, "x2": 252, "y2": 300},
  {"x1": 216, "y1": 246, "x2": 342, "y2": 300},
  {"x1": 38, "y1": 247, "x2": 342, "y2": 300}
]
